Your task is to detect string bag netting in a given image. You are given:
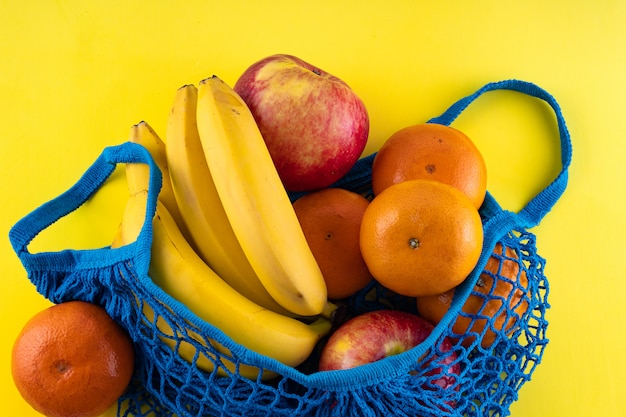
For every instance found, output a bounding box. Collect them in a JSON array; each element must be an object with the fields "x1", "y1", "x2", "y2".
[{"x1": 9, "y1": 79, "x2": 571, "y2": 417}]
